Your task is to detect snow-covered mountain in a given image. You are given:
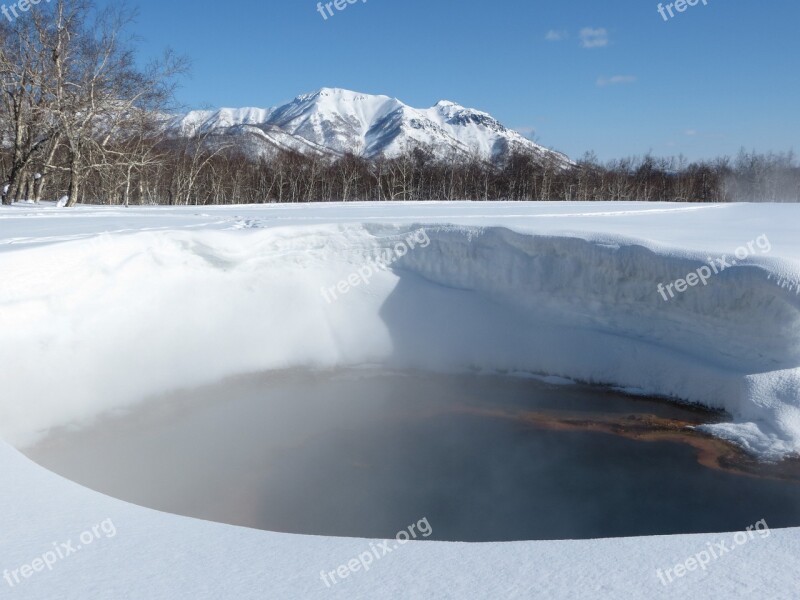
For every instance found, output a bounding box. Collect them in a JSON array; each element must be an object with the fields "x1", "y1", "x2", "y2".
[{"x1": 172, "y1": 88, "x2": 570, "y2": 164}]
